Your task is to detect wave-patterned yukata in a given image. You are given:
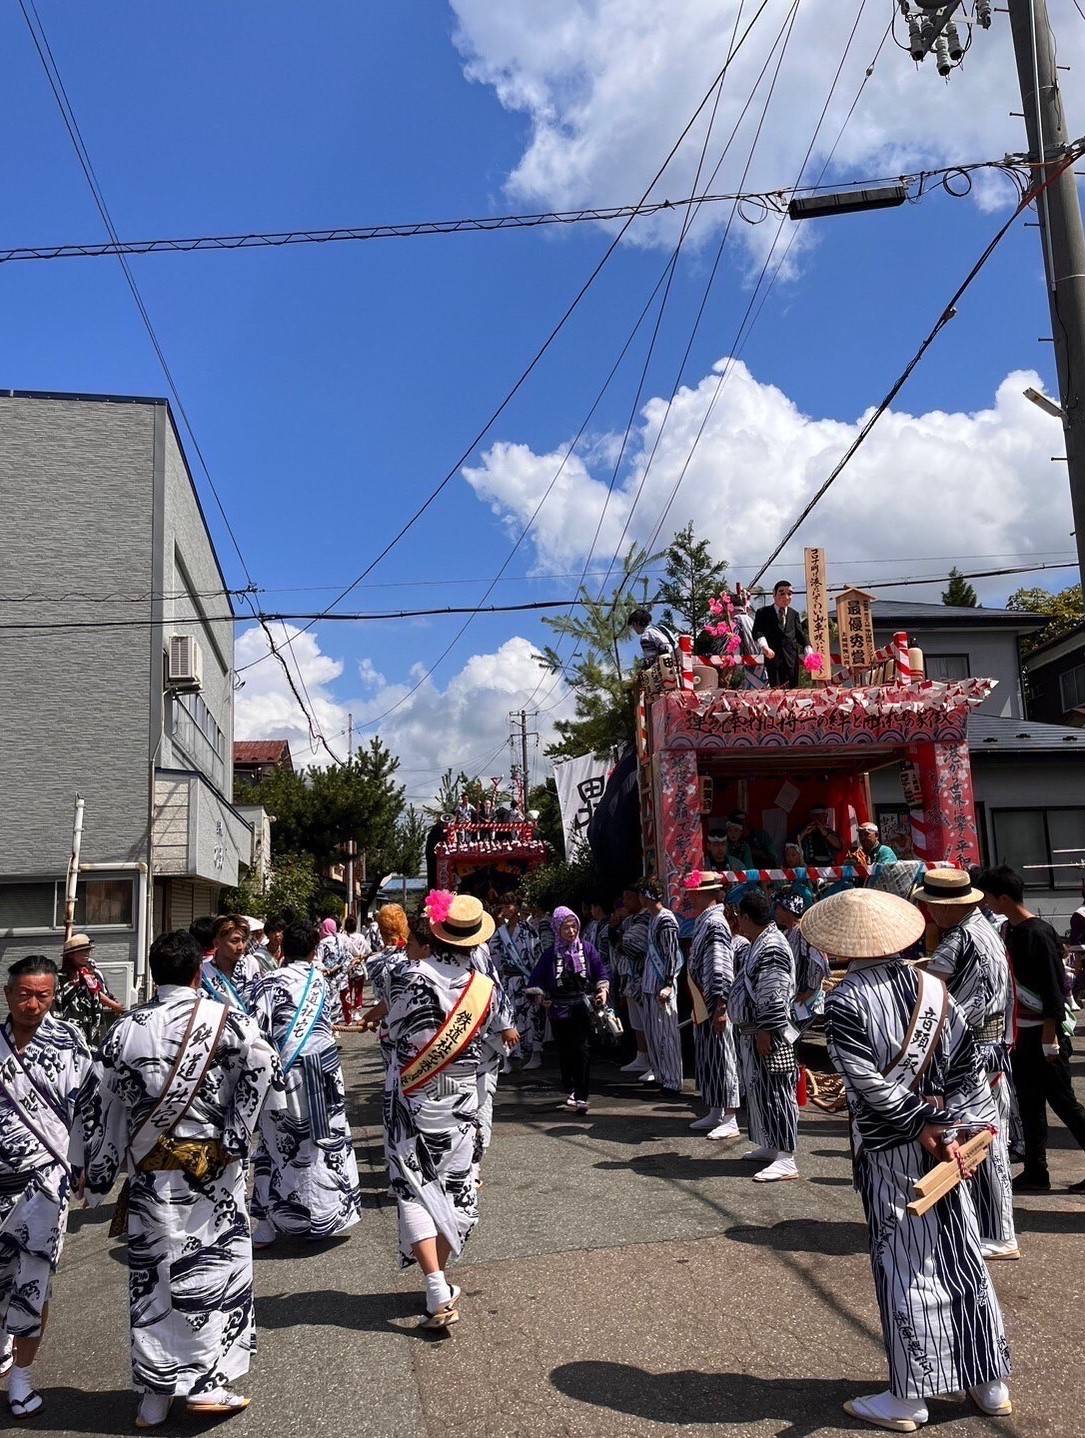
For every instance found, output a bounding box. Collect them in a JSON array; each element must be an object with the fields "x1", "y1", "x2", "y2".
[
  {"x1": 826, "y1": 960, "x2": 1010, "y2": 1401},
  {"x1": 200, "y1": 954, "x2": 259, "y2": 1012},
  {"x1": 249, "y1": 962, "x2": 363, "y2": 1241},
  {"x1": 928, "y1": 910, "x2": 1016, "y2": 1246},
  {"x1": 688, "y1": 904, "x2": 739, "y2": 1110},
  {"x1": 86, "y1": 985, "x2": 285, "y2": 1398},
  {"x1": 729, "y1": 923, "x2": 798, "y2": 1154},
  {"x1": 374, "y1": 953, "x2": 502, "y2": 1269},
  {"x1": 489, "y1": 923, "x2": 539, "y2": 1062},
  {"x1": 463, "y1": 943, "x2": 514, "y2": 1165},
  {"x1": 0, "y1": 1016, "x2": 97, "y2": 1338}
]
